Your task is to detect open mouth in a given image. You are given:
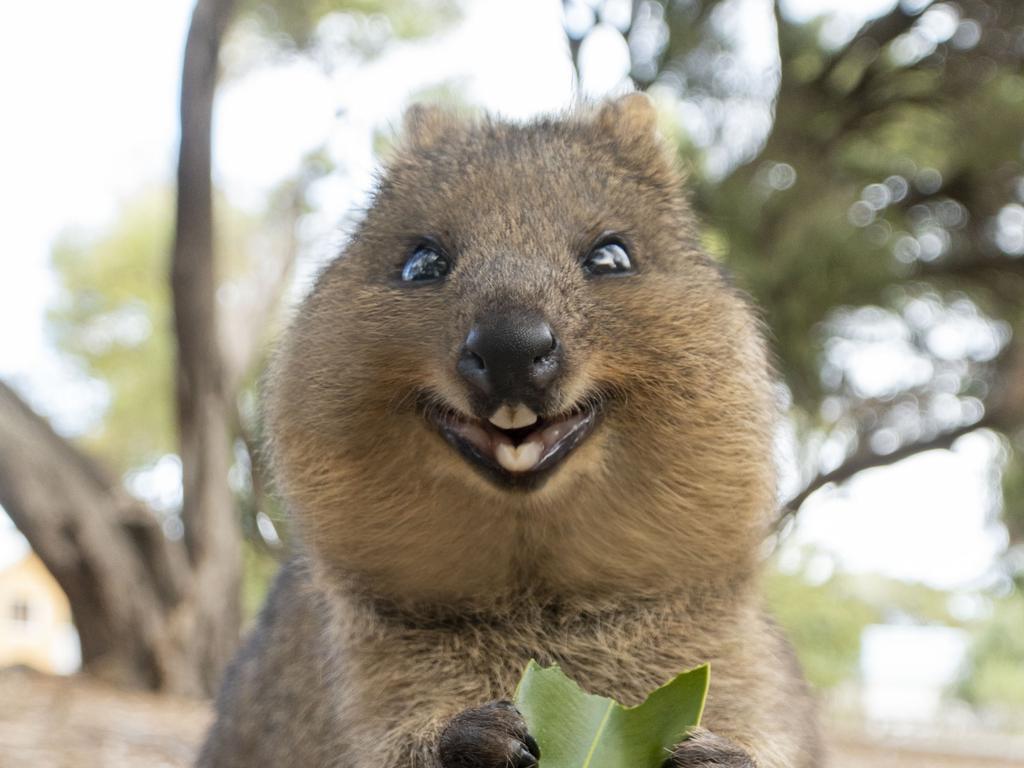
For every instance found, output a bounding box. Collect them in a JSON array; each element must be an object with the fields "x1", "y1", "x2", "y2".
[{"x1": 425, "y1": 400, "x2": 600, "y2": 489}]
